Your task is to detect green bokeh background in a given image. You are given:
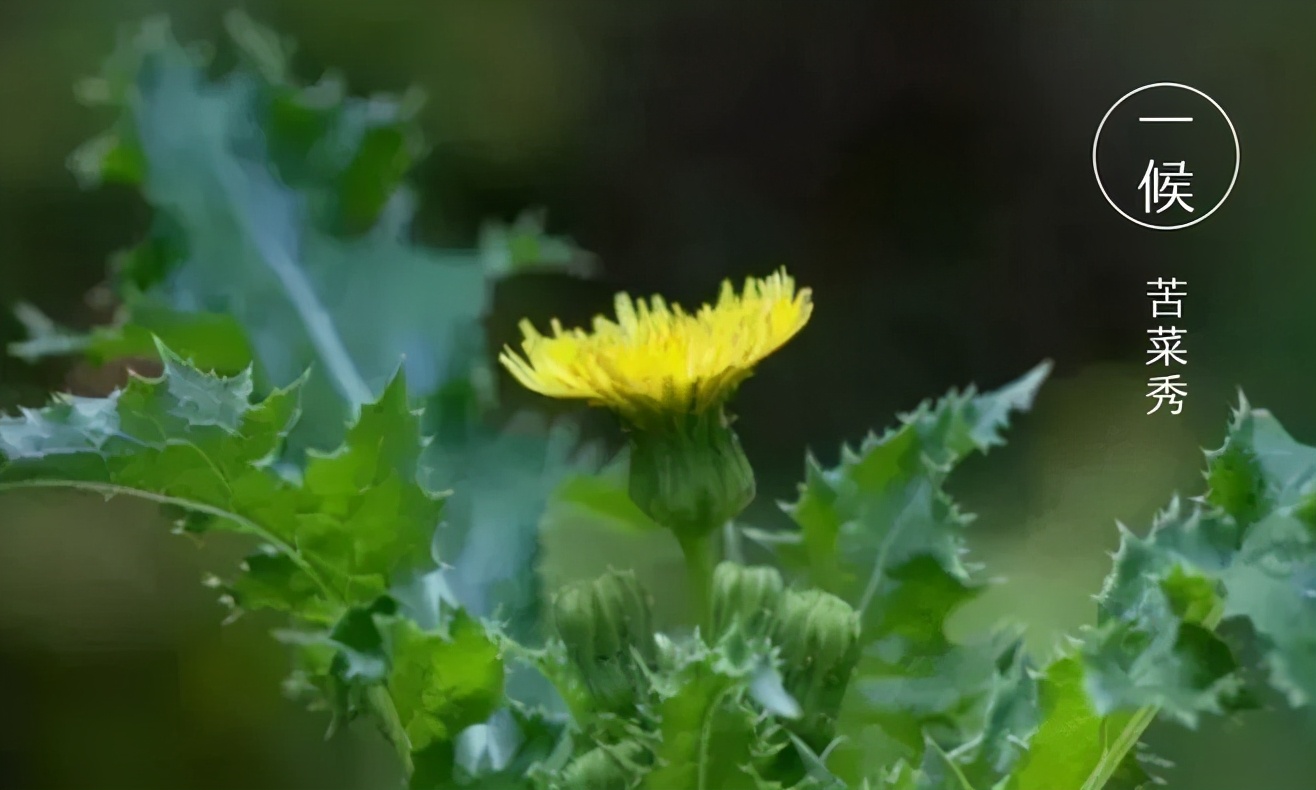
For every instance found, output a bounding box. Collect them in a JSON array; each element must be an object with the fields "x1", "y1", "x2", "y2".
[{"x1": 2, "y1": 1, "x2": 1315, "y2": 787}]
